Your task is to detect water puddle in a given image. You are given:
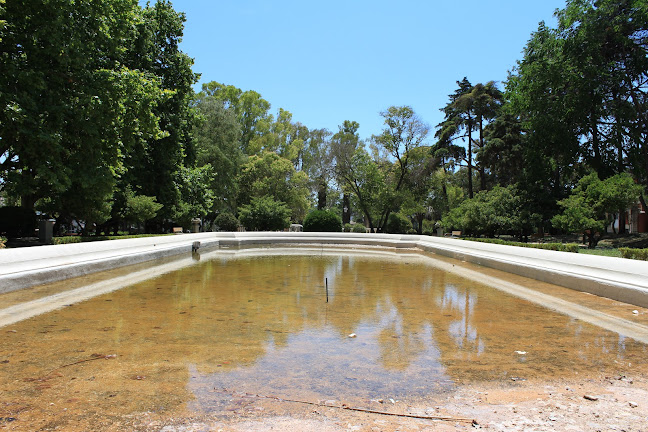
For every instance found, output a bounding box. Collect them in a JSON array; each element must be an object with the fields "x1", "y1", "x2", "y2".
[{"x1": 1, "y1": 248, "x2": 648, "y2": 429}]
